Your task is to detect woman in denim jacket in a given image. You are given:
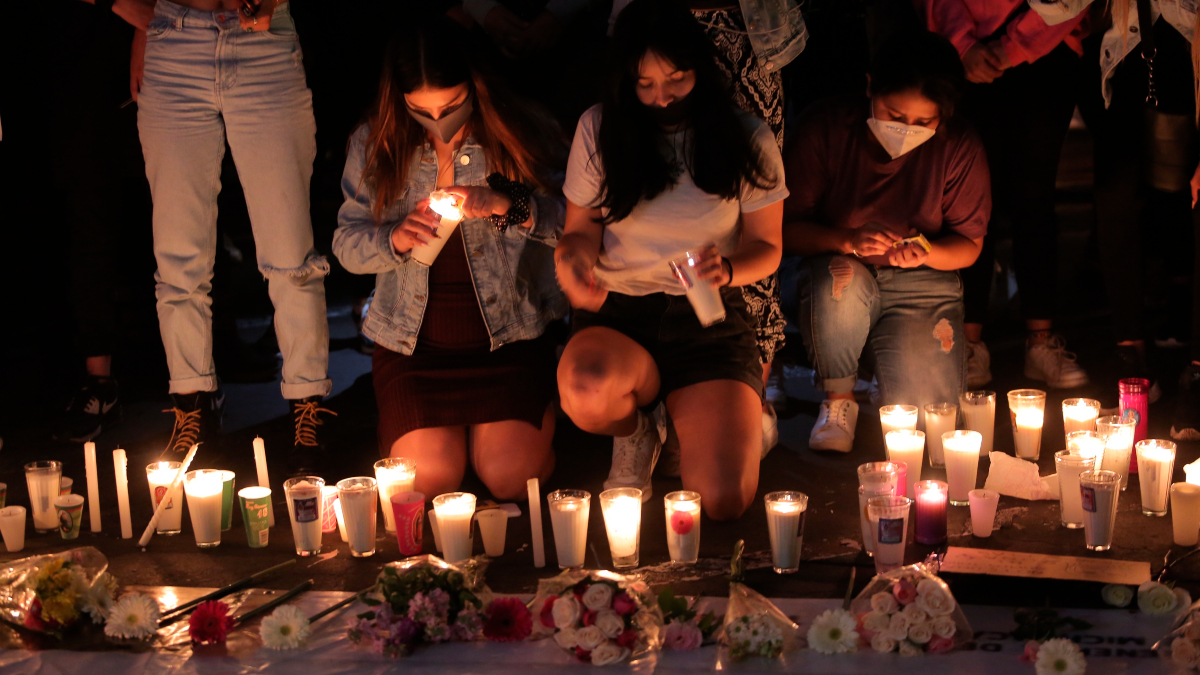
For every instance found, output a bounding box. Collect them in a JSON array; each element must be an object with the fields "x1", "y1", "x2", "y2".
[{"x1": 332, "y1": 16, "x2": 567, "y2": 501}]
